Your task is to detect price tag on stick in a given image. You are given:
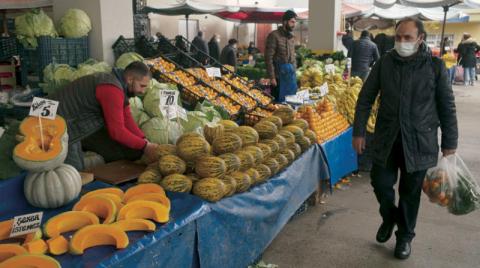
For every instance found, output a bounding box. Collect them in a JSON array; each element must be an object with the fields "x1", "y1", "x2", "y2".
[
  {"x1": 10, "y1": 212, "x2": 43, "y2": 237},
  {"x1": 29, "y1": 97, "x2": 59, "y2": 152}
]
